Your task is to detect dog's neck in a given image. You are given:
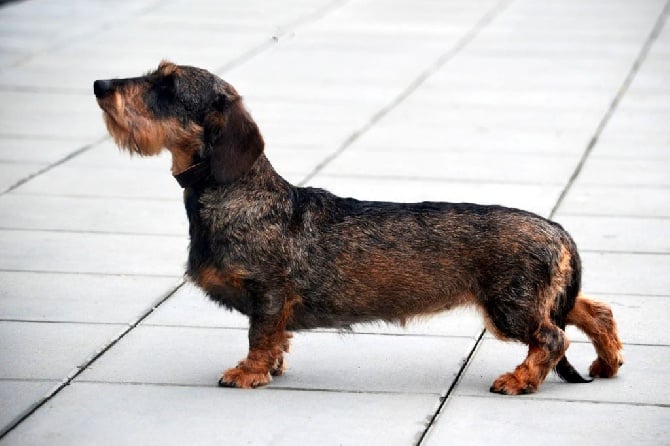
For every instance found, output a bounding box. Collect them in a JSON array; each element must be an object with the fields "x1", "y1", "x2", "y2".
[
  {"x1": 173, "y1": 155, "x2": 212, "y2": 188},
  {"x1": 173, "y1": 152, "x2": 285, "y2": 191}
]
